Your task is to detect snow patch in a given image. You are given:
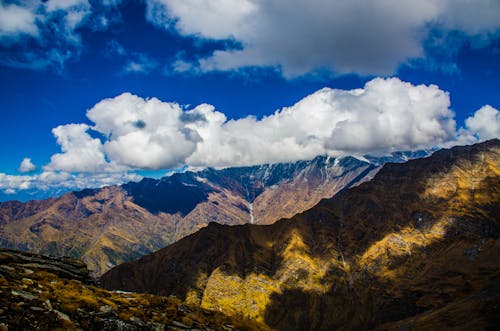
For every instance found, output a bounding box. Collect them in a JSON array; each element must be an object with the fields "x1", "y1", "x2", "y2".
[{"x1": 248, "y1": 201, "x2": 255, "y2": 224}]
